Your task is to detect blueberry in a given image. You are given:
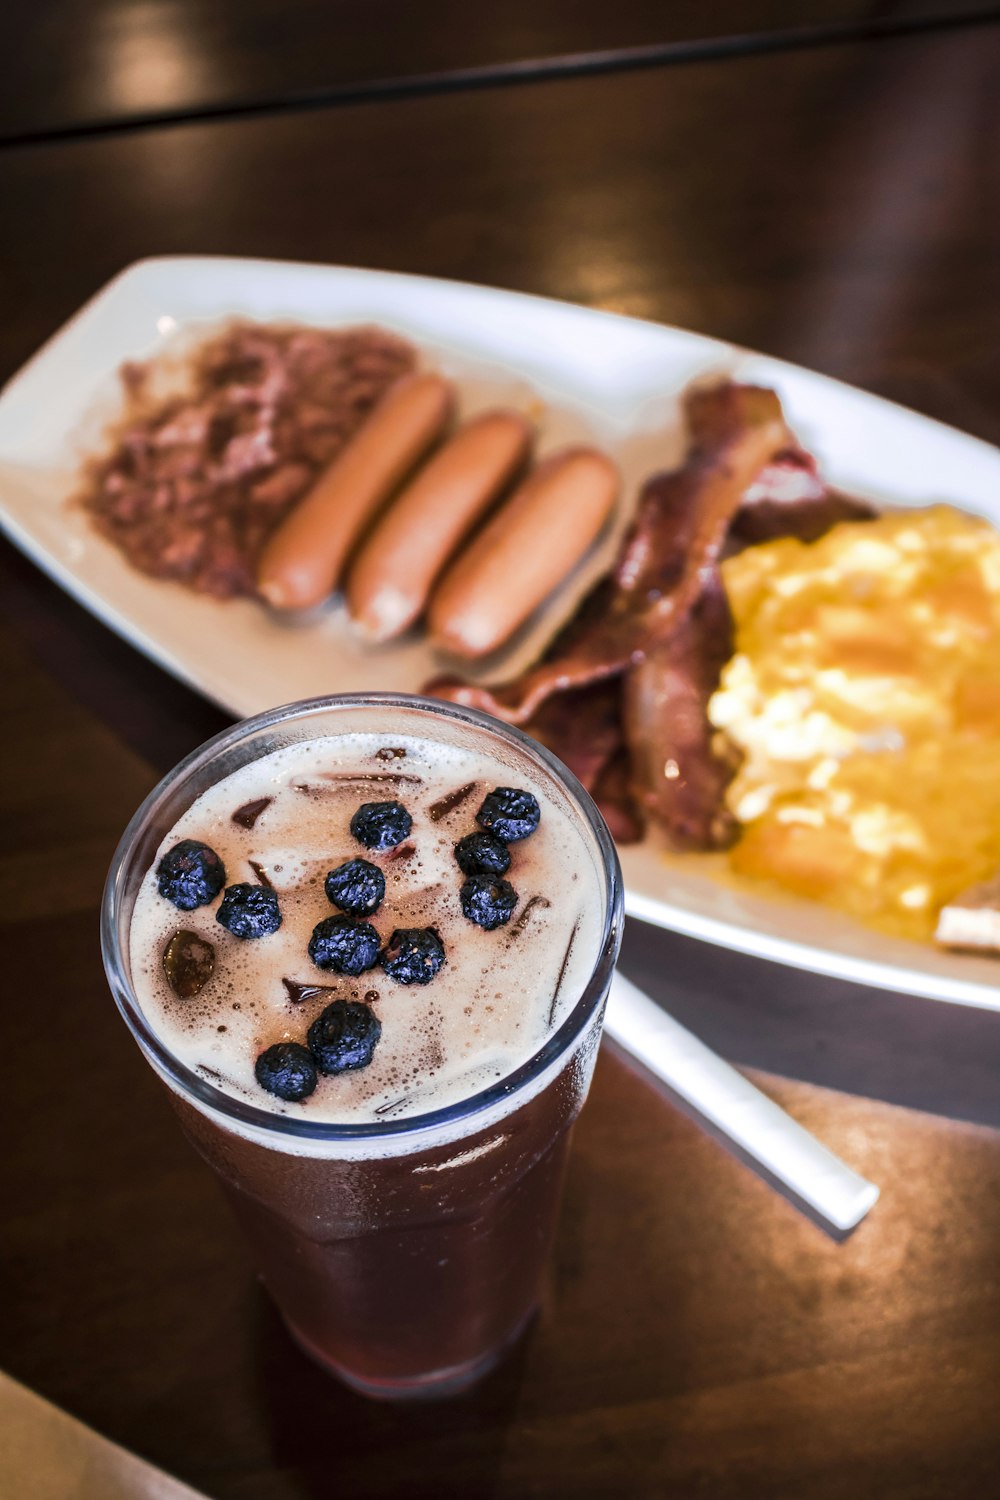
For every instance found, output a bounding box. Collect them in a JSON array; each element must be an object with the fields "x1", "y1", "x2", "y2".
[
  {"x1": 460, "y1": 874, "x2": 518, "y2": 930},
  {"x1": 156, "y1": 839, "x2": 226, "y2": 911},
  {"x1": 454, "y1": 831, "x2": 511, "y2": 877},
  {"x1": 308, "y1": 1000, "x2": 382, "y2": 1074},
  {"x1": 255, "y1": 1042, "x2": 317, "y2": 1102},
  {"x1": 216, "y1": 883, "x2": 282, "y2": 939},
  {"x1": 476, "y1": 787, "x2": 540, "y2": 843},
  {"x1": 380, "y1": 927, "x2": 446, "y2": 986},
  {"x1": 308, "y1": 916, "x2": 381, "y2": 975},
  {"x1": 350, "y1": 800, "x2": 412, "y2": 851},
  {"x1": 324, "y1": 857, "x2": 386, "y2": 917}
]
